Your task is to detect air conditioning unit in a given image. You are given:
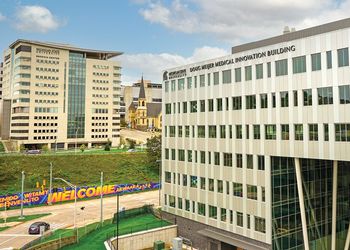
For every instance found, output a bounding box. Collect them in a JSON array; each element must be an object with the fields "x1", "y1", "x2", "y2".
[{"x1": 172, "y1": 237, "x2": 183, "y2": 250}]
